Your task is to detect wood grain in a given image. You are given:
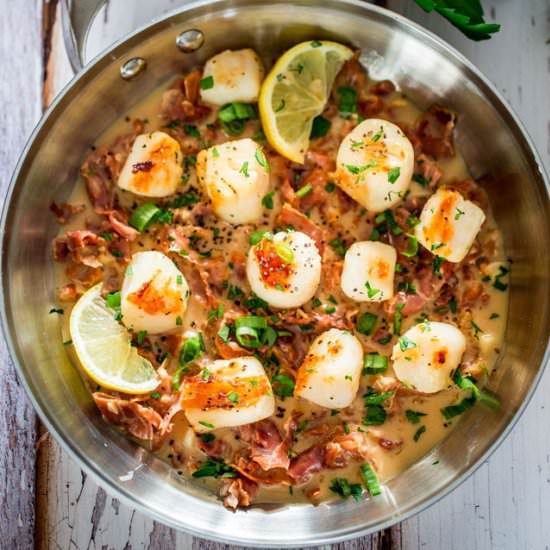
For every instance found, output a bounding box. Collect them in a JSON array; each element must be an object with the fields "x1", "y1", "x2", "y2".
[
  {"x1": 0, "y1": 1, "x2": 43, "y2": 548},
  {"x1": 3, "y1": 0, "x2": 550, "y2": 548}
]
